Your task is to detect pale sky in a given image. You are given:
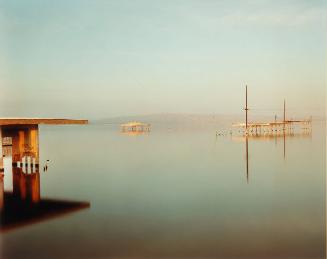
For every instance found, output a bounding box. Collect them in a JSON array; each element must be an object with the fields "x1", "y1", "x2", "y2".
[{"x1": 0, "y1": 0, "x2": 326, "y2": 119}]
